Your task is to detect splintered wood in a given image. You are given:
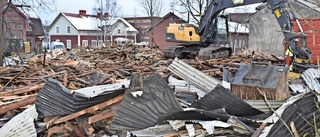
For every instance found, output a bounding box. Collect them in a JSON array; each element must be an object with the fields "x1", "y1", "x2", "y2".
[{"x1": 0, "y1": 44, "x2": 284, "y2": 136}]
